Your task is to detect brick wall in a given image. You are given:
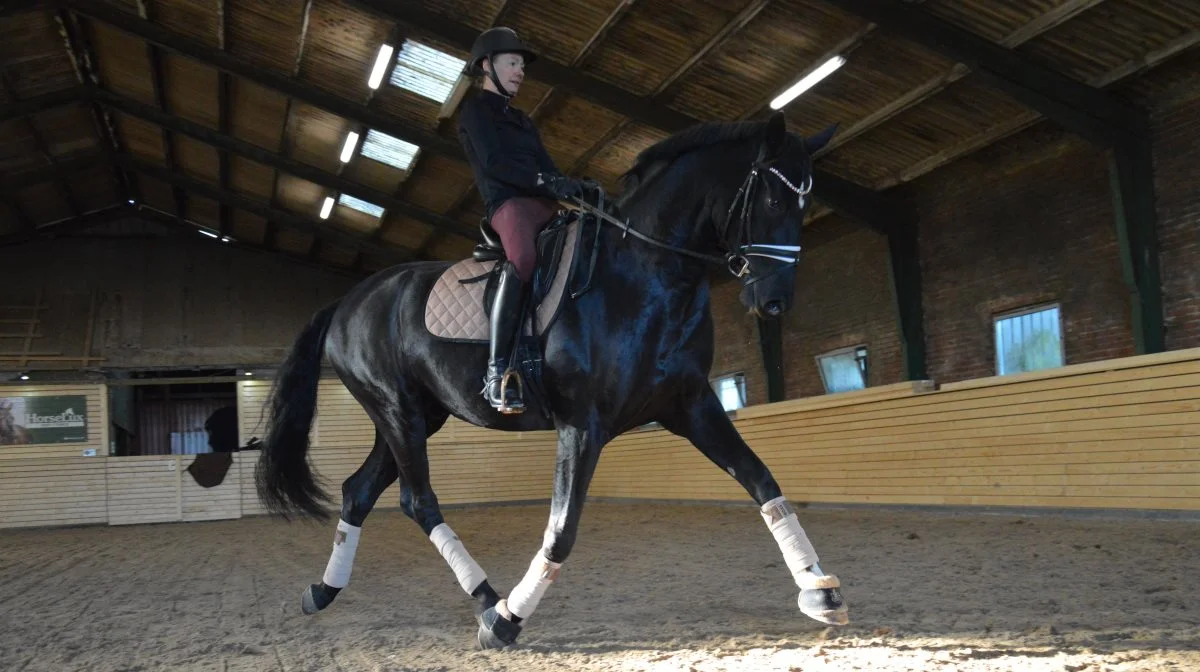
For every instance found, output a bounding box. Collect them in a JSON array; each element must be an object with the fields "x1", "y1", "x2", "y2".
[
  {"x1": 779, "y1": 216, "x2": 903, "y2": 398},
  {"x1": 708, "y1": 277, "x2": 768, "y2": 407},
  {"x1": 706, "y1": 215, "x2": 904, "y2": 404},
  {"x1": 1153, "y1": 96, "x2": 1200, "y2": 351},
  {"x1": 705, "y1": 95, "x2": 1200, "y2": 403},
  {"x1": 913, "y1": 133, "x2": 1135, "y2": 384}
]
